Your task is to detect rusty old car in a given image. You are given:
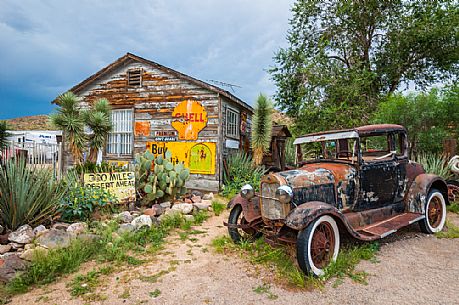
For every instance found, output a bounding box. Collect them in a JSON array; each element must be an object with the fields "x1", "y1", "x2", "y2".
[{"x1": 225, "y1": 124, "x2": 449, "y2": 276}]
